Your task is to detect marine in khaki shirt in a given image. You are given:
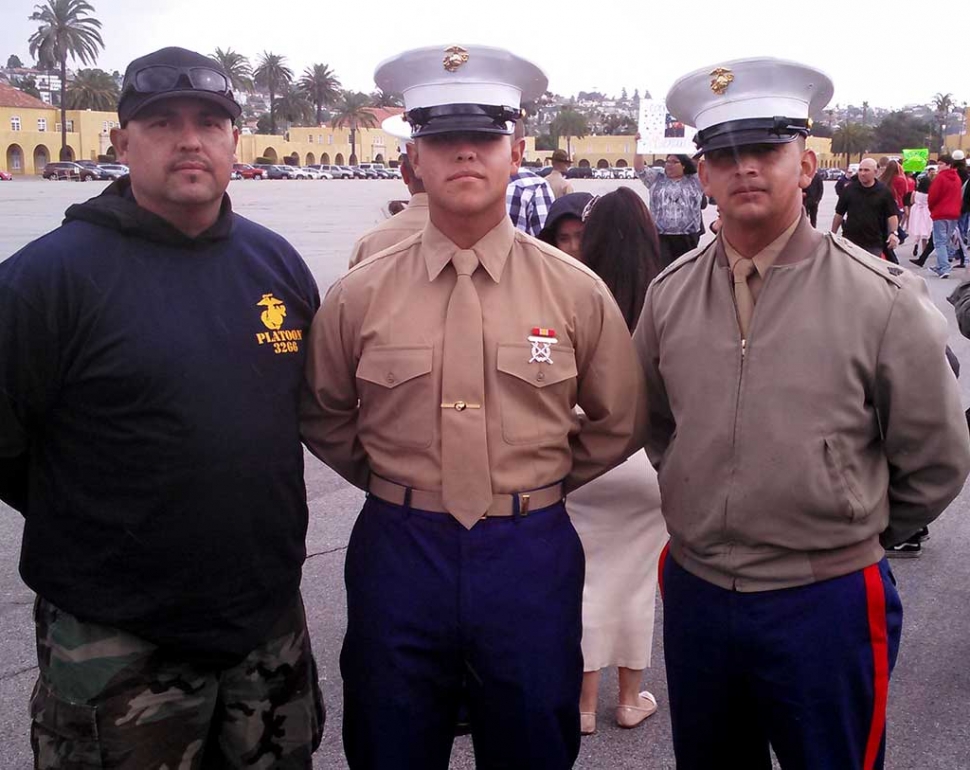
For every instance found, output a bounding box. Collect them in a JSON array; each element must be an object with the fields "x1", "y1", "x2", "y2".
[
  {"x1": 347, "y1": 148, "x2": 430, "y2": 268},
  {"x1": 306, "y1": 213, "x2": 639, "y2": 494},
  {"x1": 300, "y1": 44, "x2": 642, "y2": 769}
]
